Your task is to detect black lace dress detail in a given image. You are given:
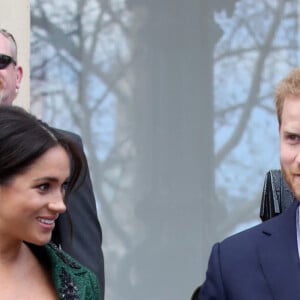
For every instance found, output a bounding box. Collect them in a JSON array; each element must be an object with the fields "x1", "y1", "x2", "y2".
[
  {"x1": 59, "y1": 268, "x2": 80, "y2": 300},
  {"x1": 49, "y1": 242, "x2": 81, "y2": 269}
]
